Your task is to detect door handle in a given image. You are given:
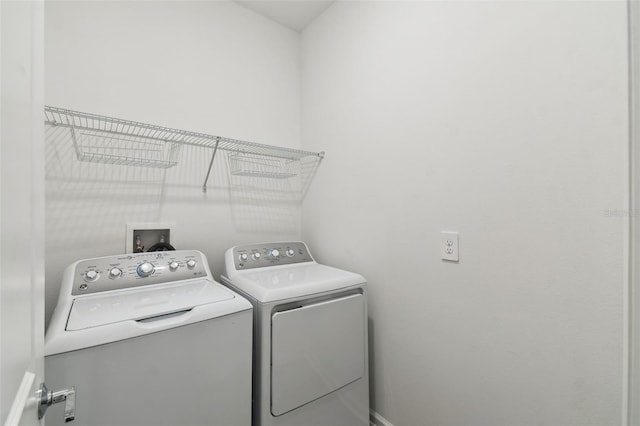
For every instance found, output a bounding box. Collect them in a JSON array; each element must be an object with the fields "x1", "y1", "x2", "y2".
[{"x1": 38, "y1": 382, "x2": 75, "y2": 422}]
